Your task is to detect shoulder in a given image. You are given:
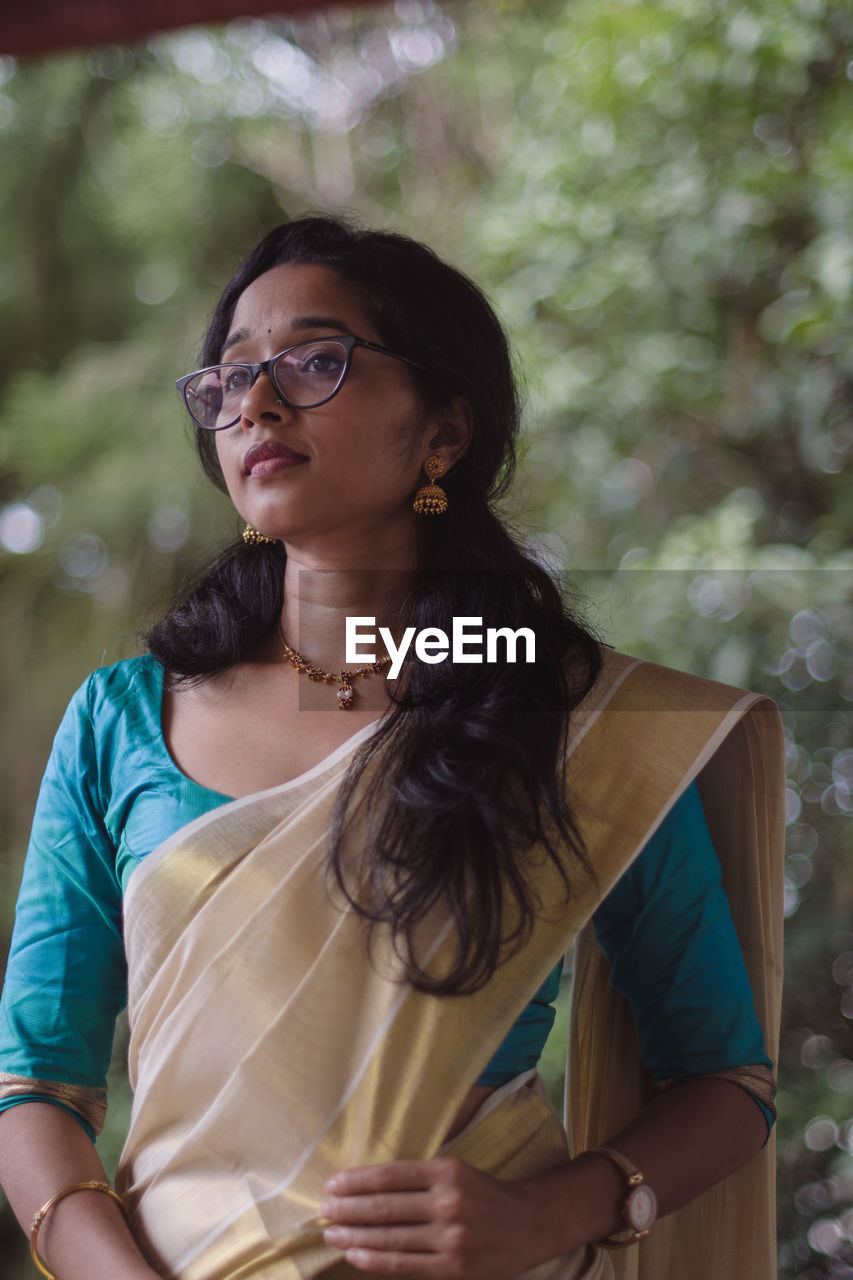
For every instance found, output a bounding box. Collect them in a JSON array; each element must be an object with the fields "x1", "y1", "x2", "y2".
[
  {"x1": 55, "y1": 654, "x2": 164, "y2": 763},
  {"x1": 83, "y1": 652, "x2": 163, "y2": 700},
  {"x1": 75, "y1": 654, "x2": 164, "y2": 721},
  {"x1": 565, "y1": 648, "x2": 783, "y2": 879},
  {"x1": 592, "y1": 647, "x2": 759, "y2": 712},
  {"x1": 589, "y1": 648, "x2": 785, "y2": 790}
]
